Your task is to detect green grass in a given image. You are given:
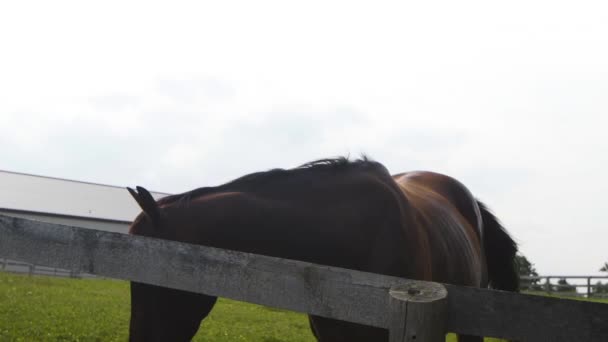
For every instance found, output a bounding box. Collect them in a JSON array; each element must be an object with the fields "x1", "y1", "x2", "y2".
[
  {"x1": 4, "y1": 272, "x2": 601, "y2": 341},
  {"x1": 0, "y1": 272, "x2": 130, "y2": 341},
  {"x1": 0, "y1": 272, "x2": 315, "y2": 342},
  {"x1": 523, "y1": 290, "x2": 608, "y2": 303}
]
